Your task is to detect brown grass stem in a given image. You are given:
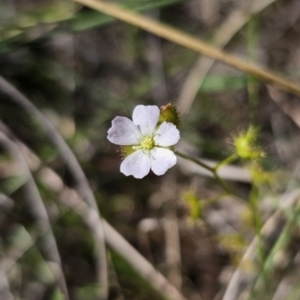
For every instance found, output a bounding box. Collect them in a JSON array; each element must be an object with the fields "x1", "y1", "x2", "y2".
[
  {"x1": 176, "y1": 0, "x2": 279, "y2": 115},
  {"x1": 73, "y1": 0, "x2": 300, "y2": 97}
]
